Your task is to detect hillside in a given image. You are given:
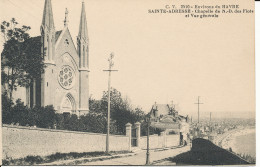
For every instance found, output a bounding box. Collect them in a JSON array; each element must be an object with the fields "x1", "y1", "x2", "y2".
[{"x1": 170, "y1": 138, "x2": 250, "y2": 165}]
